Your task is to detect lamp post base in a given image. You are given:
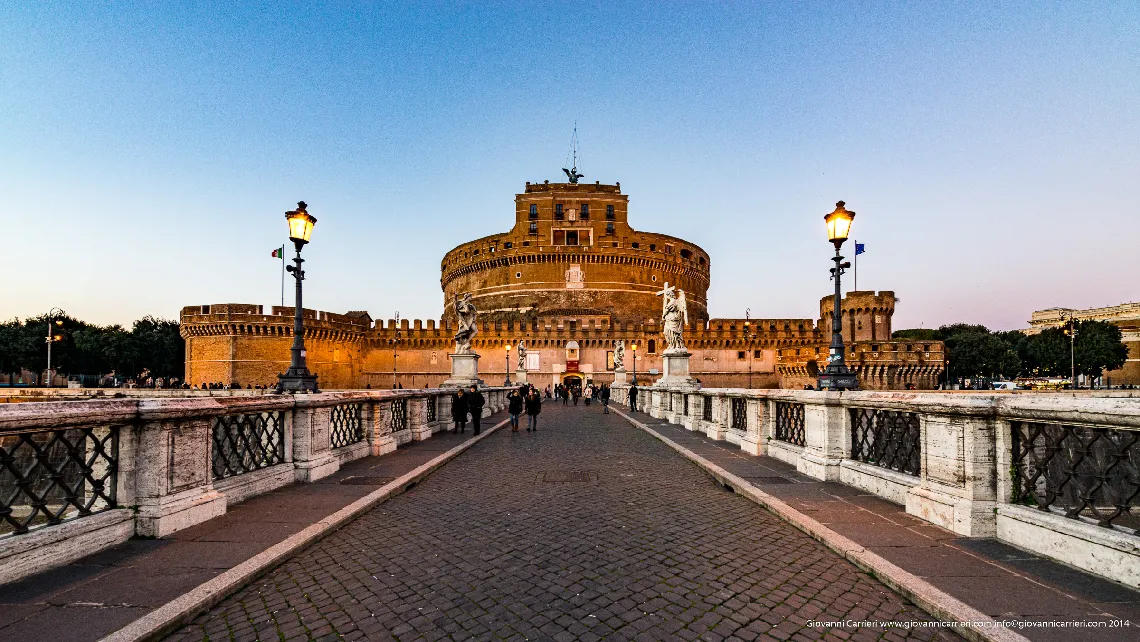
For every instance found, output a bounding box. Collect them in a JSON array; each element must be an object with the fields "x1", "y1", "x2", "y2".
[
  {"x1": 278, "y1": 368, "x2": 319, "y2": 393},
  {"x1": 818, "y1": 370, "x2": 857, "y2": 391}
]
